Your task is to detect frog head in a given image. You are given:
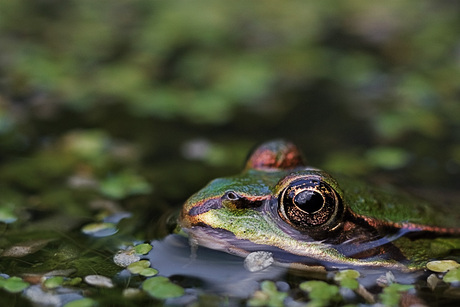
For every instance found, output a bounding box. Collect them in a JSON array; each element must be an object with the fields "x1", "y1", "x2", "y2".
[{"x1": 180, "y1": 140, "x2": 460, "y2": 270}]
